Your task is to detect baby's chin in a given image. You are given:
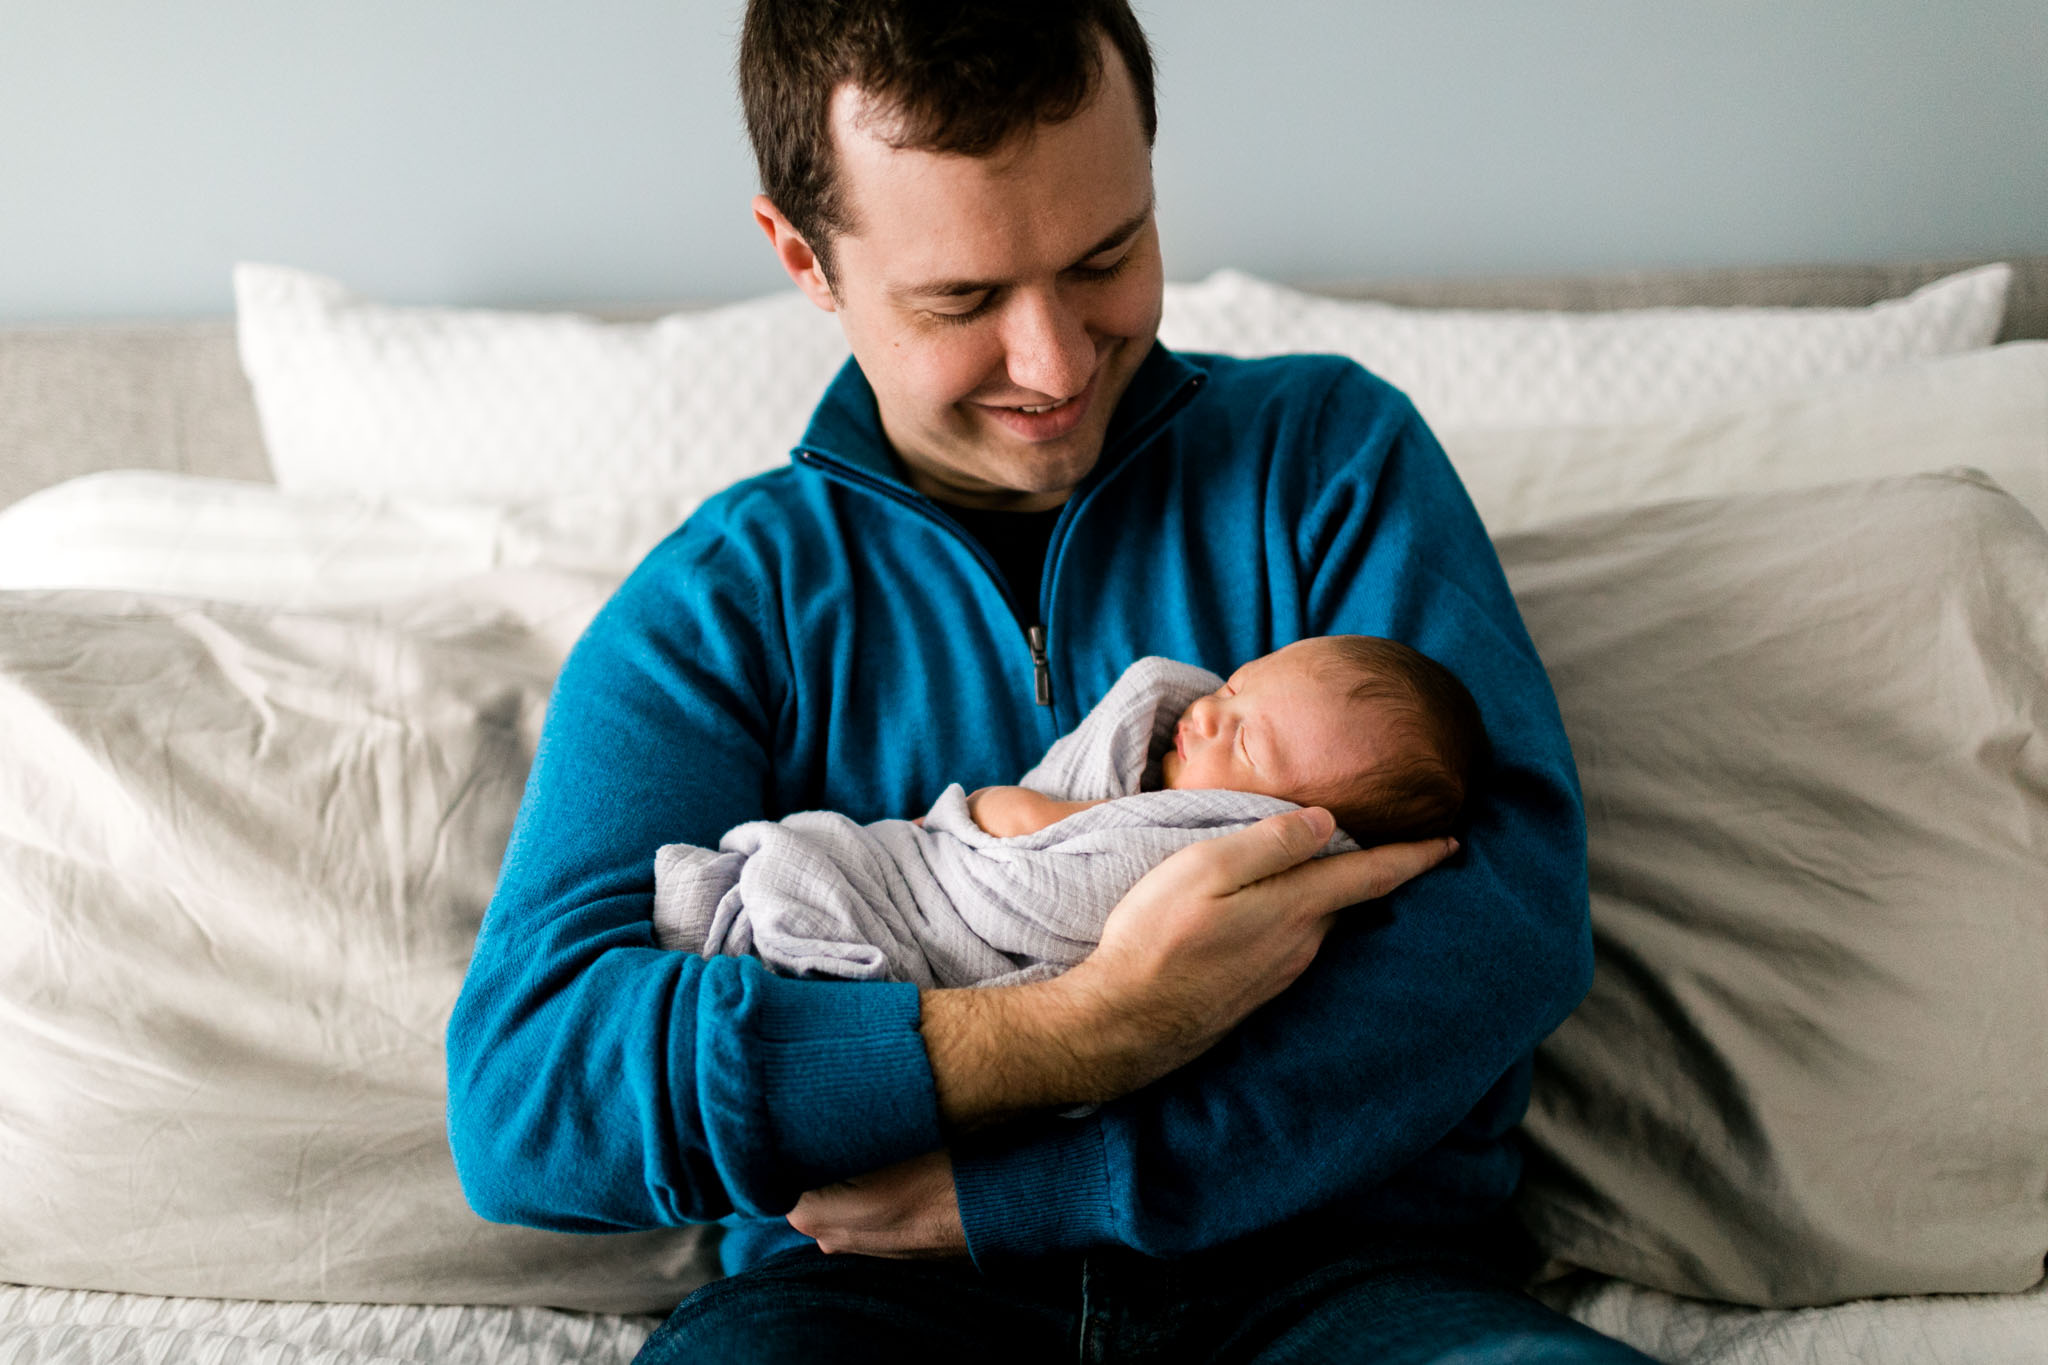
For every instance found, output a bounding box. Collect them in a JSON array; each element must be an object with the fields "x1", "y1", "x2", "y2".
[{"x1": 1159, "y1": 748, "x2": 1183, "y2": 788}]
